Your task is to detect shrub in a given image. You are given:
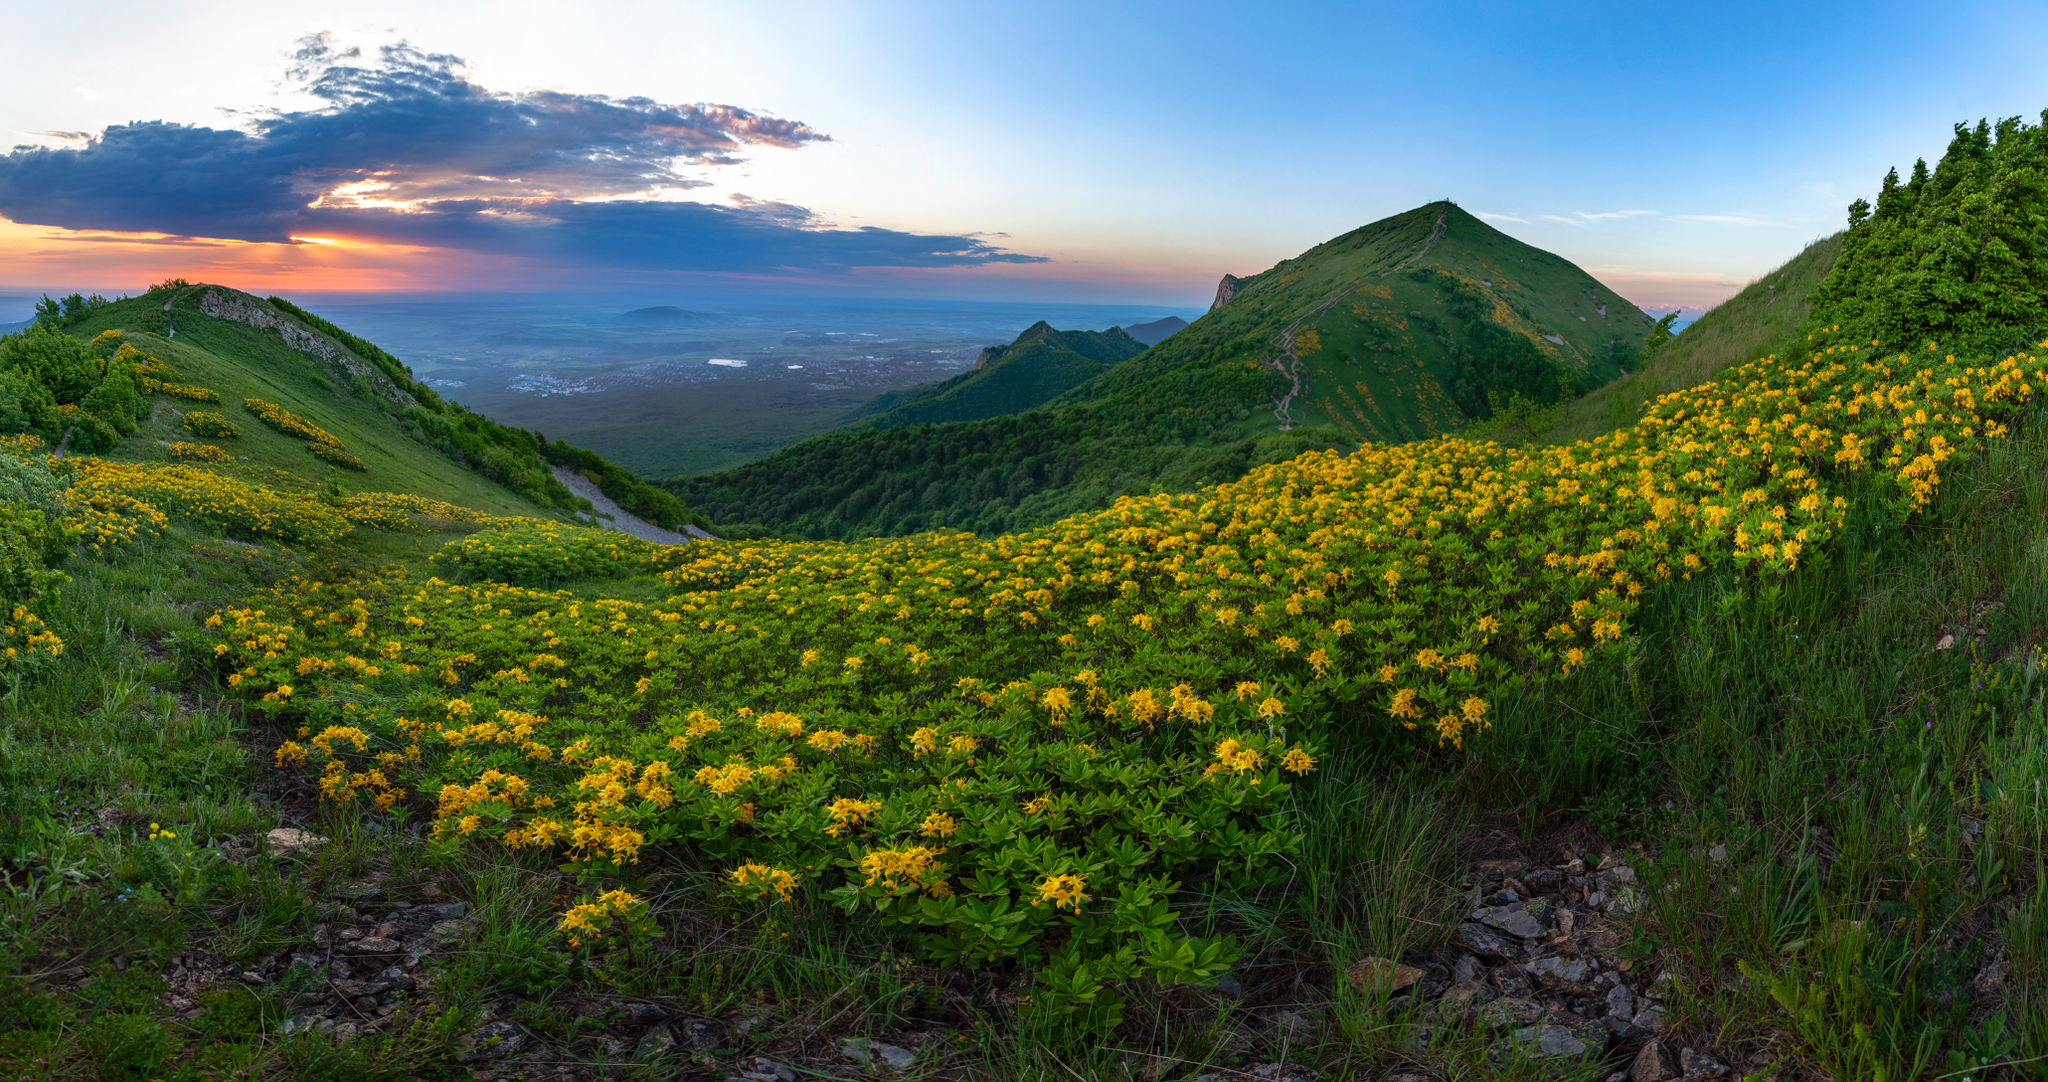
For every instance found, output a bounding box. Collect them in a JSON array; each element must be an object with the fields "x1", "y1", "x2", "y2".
[
  {"x1": 147, "y1": 382, "x2": 221, "y2": 404},
  {"x1": 66, "y1": 412, "x2": 120, "y2": 454},
  {"x1": 429, "y1": 522, "x2": 654, "y2": 586},
  {"x1": 242, "y1": 398, "x2": 341, "y2": 447},
  {"x1": 182, "y1": 412, "x2": 240, "y2": 439},
  {"x1": 0, "y1": 369, "x2": 58, "y2": 438},
  {"x1": 308, "y1": 443, "x2": 367, "y2": 472},
  {"x1": 169, "y1": 442, "x2": 233, "y2": 464}
]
